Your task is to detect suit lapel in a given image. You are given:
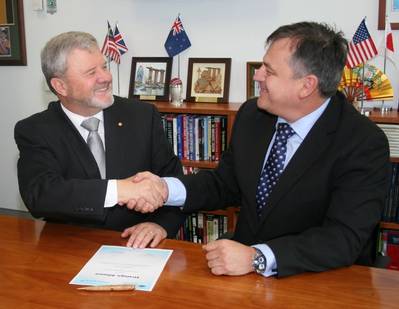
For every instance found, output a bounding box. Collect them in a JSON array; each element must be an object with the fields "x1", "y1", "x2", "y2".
[
  {"x1": 51, "y1": 102, "x2": 102, "y2": 179},
  {"x1": 257, "y1": 96, "x2": 342, "y2": 225},
  {"x1": 103, "y1": 101, "x2": 127, "y2": 179},
  {"x1": 244, "y1": 109, "x2": 277, "y2": 232}
]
